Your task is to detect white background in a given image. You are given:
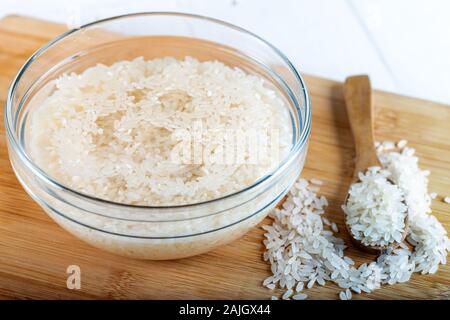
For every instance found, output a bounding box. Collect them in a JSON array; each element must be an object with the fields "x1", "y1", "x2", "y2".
[{"x1": 1, "y1": 0, "x2": 450, "y2": 104}]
